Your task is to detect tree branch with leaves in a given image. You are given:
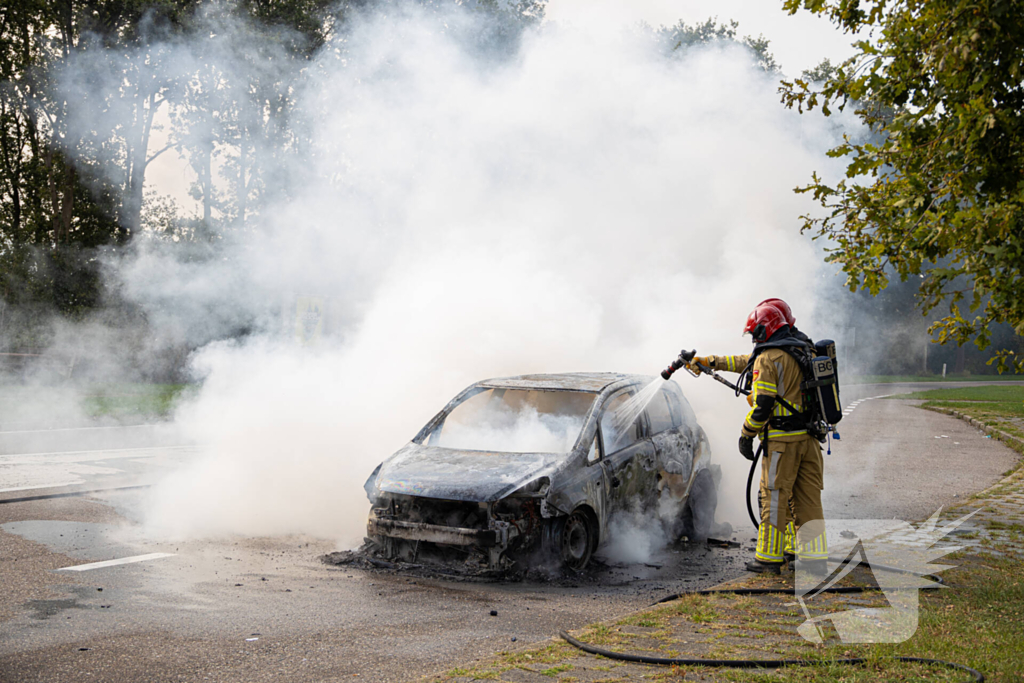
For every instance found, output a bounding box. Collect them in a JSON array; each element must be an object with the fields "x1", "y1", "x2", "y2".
[{"x1": 781, "y1": 0, "x2": 1024, "y2": 373}]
